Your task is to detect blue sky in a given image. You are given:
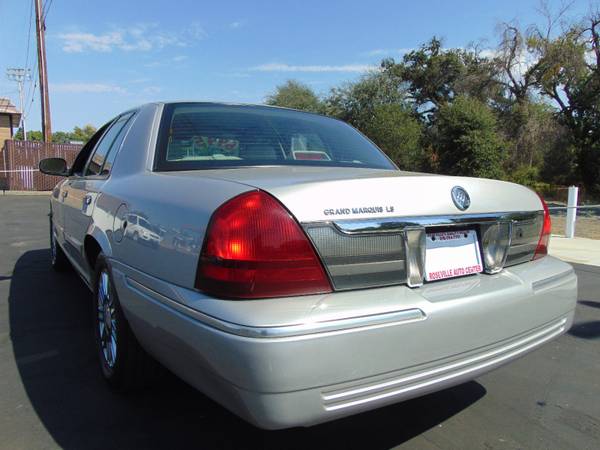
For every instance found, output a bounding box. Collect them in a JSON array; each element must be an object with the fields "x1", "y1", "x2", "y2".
[{"x1": 0, "y1": 0, "x2": 593, "y2": 132}]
